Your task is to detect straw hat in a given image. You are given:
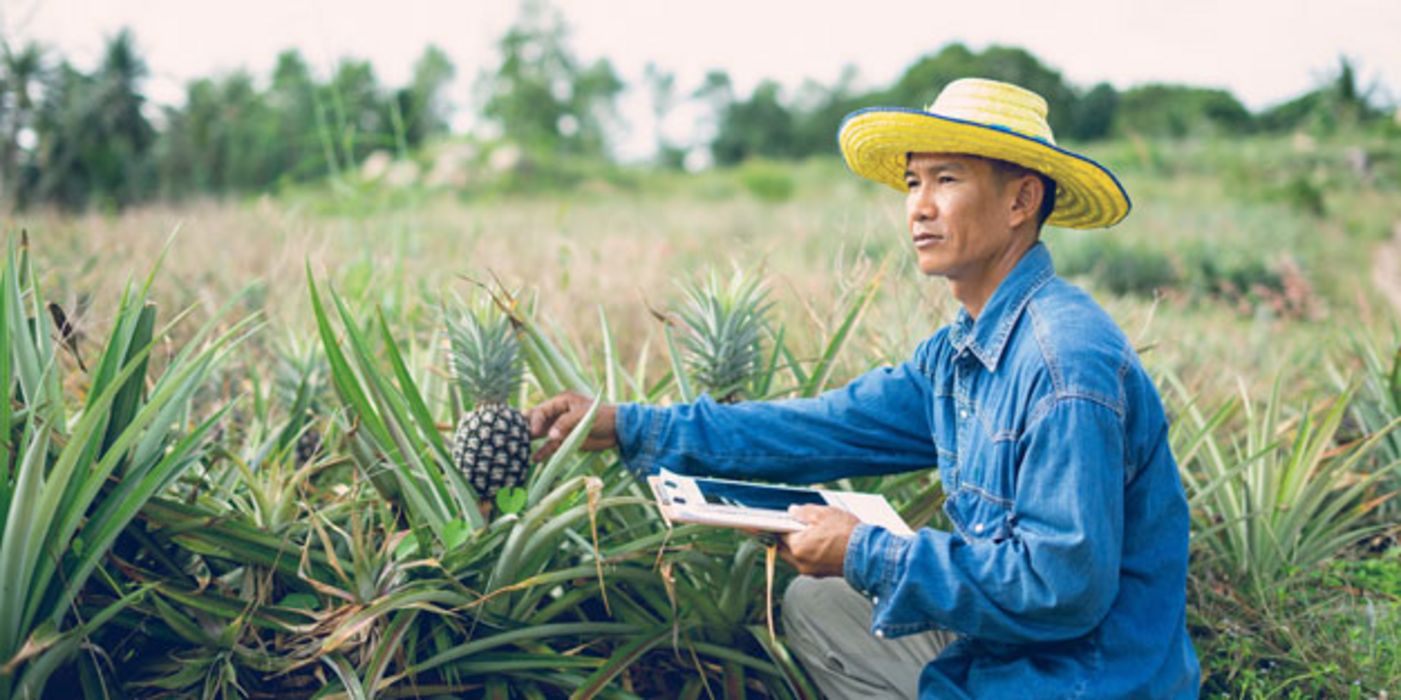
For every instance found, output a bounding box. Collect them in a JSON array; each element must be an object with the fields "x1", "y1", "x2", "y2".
[{"x1": 838, "y1": 78, "x2": 1130, "y2": 229}]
